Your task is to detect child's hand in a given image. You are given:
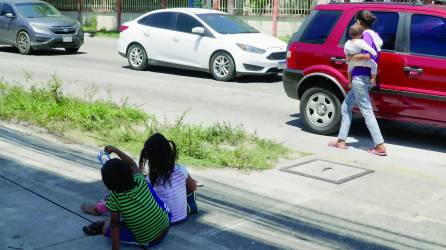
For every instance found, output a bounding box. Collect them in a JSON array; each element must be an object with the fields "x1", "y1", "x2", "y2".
[{"x1": 104, "y1": 145, "x2": 118, "y2": 154}]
